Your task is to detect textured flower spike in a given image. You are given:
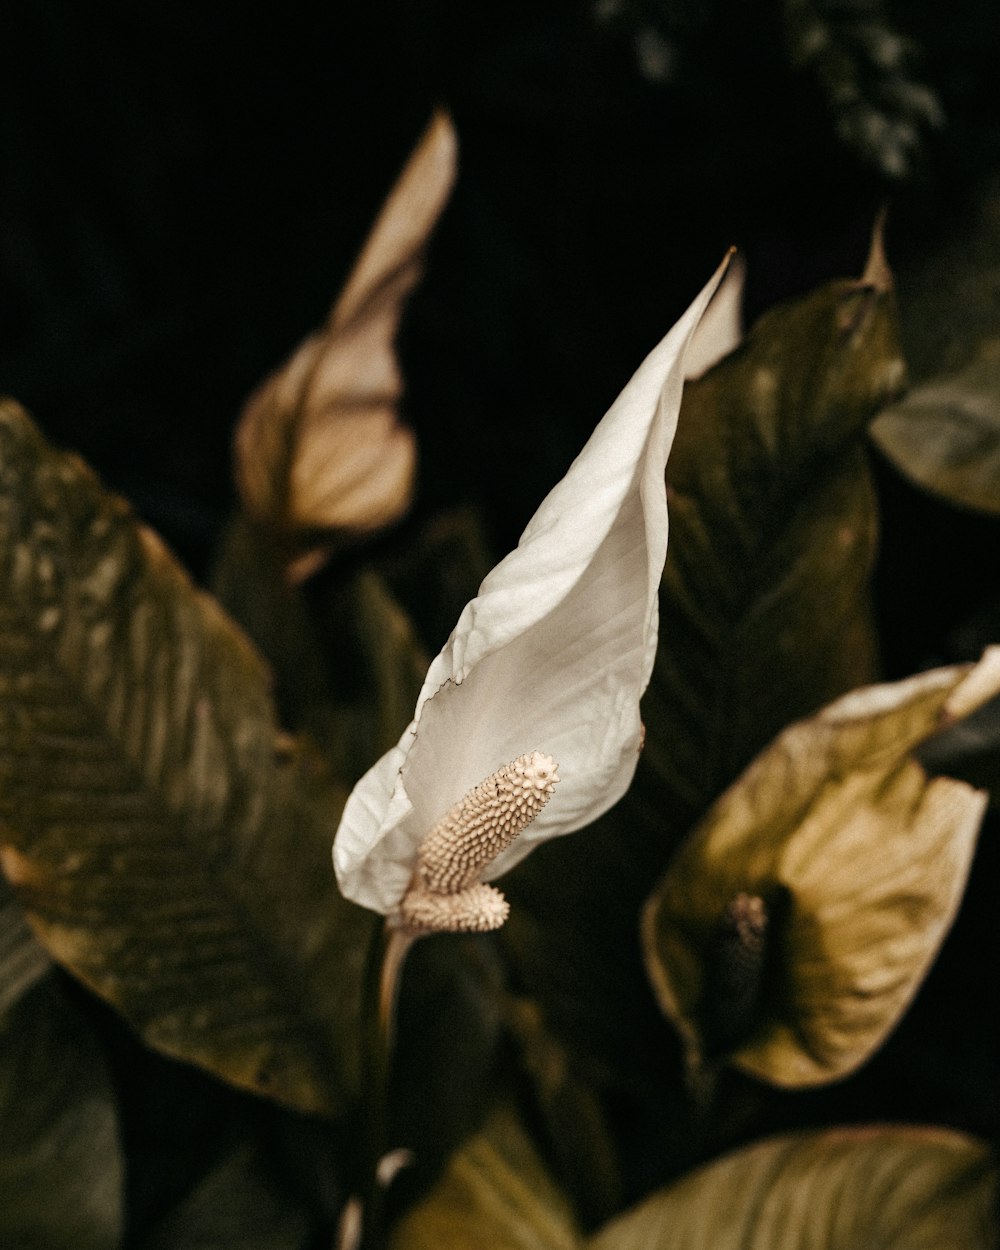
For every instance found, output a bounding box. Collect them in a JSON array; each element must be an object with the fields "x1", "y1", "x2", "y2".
[
  {"x1": 334, "y1": 254, "x2": 733, "y2": 923},
  {"x1": 400, "y1": 752, "x2": 559, "y2": 932}
]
